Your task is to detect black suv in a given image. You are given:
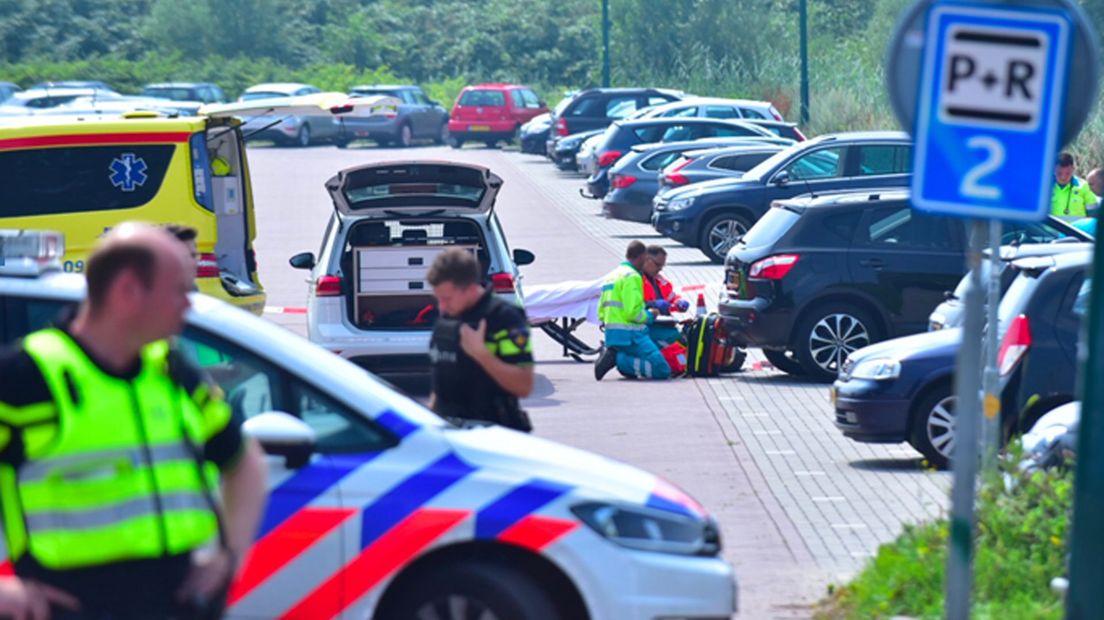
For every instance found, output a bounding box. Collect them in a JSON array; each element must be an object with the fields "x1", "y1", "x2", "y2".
[
  {"x1": 652, "y1": 131, "x2": 912, "y2": 262},
  {"x1": 719, "y1": 189, "x2": 1082, "y2": 381},
  {"x1": 547, "y1": 87, "x2": 684, "y2": 151}
]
